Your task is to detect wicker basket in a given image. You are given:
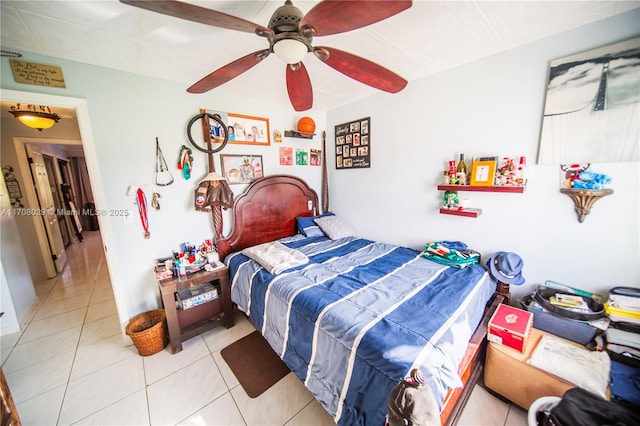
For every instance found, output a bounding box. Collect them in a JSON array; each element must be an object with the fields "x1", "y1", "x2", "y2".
[{"x1": 125, "y1": 309, "x2": 168, "y2": 356}]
